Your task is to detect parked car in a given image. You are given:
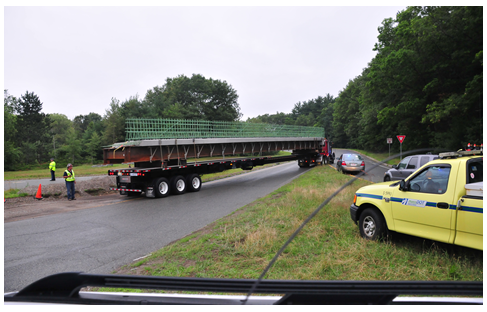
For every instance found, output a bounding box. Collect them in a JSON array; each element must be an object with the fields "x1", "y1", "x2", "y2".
[
  {"x1": 336, "y1": 153, "x2": 365, "y2": 174},
  {"x1": 383, "y1": 154, "x2": 438, "y2": 182}
]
